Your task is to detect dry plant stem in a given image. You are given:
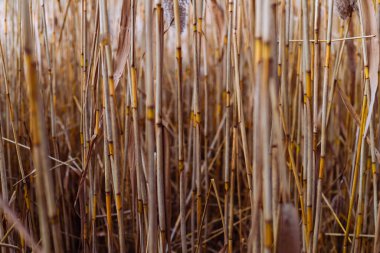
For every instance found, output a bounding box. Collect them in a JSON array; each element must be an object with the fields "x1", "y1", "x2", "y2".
[
  {"x1": 172, "y1": 0, "x2": 187, "y2": 251},
  {"x1": 0, "y1": 0, "x2": 378, "y2": 251},
  {"x1": 326, "y1": 18, "x2": 351, "y2": 124},
  {"x1": 312, "y1": 1, "x2": 333, "y2": 252},
  {"x1": 202, "y1": 10, "x2": 209, "y2": 250},
  {"x1": 98, "y1": 0, "x2": 125, "y2": 251},
  {"x1": 262, "y1": 1, "x2": 273, "y2": 252},
  {"x1": 128, "y1": 1, "x2": 146, "y2": 251},
  {"x1": 343, "y1": 0, "x2": 370, "y2": 251},
  {"x1": 369, "y1": 123, "x2": 377, "y2": 219},
  {"x1": 144, "y1": 0, "x2": 158, "y2": 249},
  {"x1": 352, "y1": 140, "x2": 367, "y2": 252},
  {"x1": 80, "y1": 3, "x2": 88, "y2": 243},
  {"x1": 101, "y1": 48, "x2": 113, "y2": 253},
  {"x1": 155, "y1": 0, "x2": 167, "y2": 251},
  {"x1": 230, "y1": 1, "x2": 244, "y2": 250},
  {"x1": 232, "y1": 0, "x2": 252, "y2": 203},
  {"x1": 375, "y1": 203, "x2": 380, "y2": 253},
  {"x1": 0, "y1": 120, "x2": 7, "y2": 205},
  {"x1": 41, "y1": 1, "x2": 66, "y2": 250},
  {"x1": 0, "y1": 199, "x2": 41, "y2": 253},
  {"x1": 301, "y1": 0, "x2": 313, "y2": 248},
  {"x1": 40, "y1": 0, "x2": 57, "y2": 152},
  {"x1": 191, "y1": 0, "x2": 202, "y2": 250},
  {"x1": 22, "y1": 1, "x2": 63, "y2": 252},
  {"x1": 224, "y1": 0, "x2": 233, "y2": 246},
  {"x1": 228, "y1": 109, "x2": 237, "y2": 253},
  {"x1": 279, "y1": 0, "x2": 288, "y2": 132},
  {"x1": 375, "y1": 0, "x2": 380, "y2": 225},
  {"x1": 251, "y1": 1, "x2": 263, "y2": 252},
  {"x1": 0, "y1": 116, "x2": 8, "y2": 253},
  {"x1": 0, "y1": 18, "x2": 30, "y2": 218},
  {"x1": 312, "y1": 0, "x2": 320, "y2": 210}
]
